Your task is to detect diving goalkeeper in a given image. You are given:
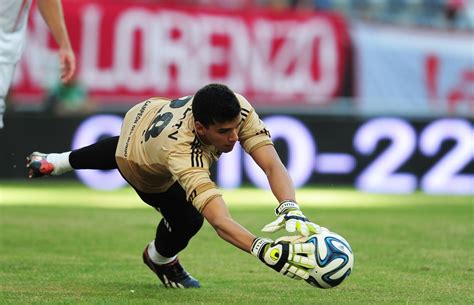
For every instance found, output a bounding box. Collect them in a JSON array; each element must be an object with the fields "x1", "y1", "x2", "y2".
[{"x1": 26, "y1": 83, "x2": 321, "y2": 288}]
